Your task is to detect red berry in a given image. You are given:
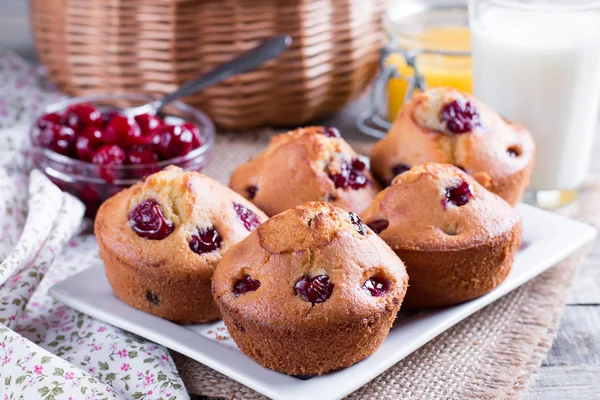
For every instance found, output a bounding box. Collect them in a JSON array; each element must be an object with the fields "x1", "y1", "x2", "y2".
[
  {"x1": 91, "y1": 145, "x2": 126, "y2": 166},
  {"x1": 328, "y1": 158, "x2": 368, "y2": 190},
  {"x1": 75, "y1": 135, "x2": 95, "y2": 161},
  {"x1": 153, "y1": 125, "x2": 194, "y2": 160},
  {"x1": 134, "y1": 113, "x2": 162, "y2": 135},
  {"x1": 363, "y1": 276, "x2": 390, "y2": 297},
  {"x1": 38, "y1": 125, "x2": 76, "y2": 157},
  {"x1": 366, "y1": 219, "x2": 389, "y2": 234},
  {"x1": 233, "y1": 203, "x2": 261, "y2": 231},
  {"x1": 233, "y1": 275, "x2": 261, "y2": 297},
  {"x1": 348, "y1": 212, "x2": 367, "y2": 235},
  {"x1": 245, "y1": 185, "x2": 258, "y2": 200},
  {"x1": 126, "y1": 146, "x2": 159, "y2": 165},
  {"x1": 104, "y1": 115, "x2": 142, "y2": 148},
  {"x1": 128, "y1": 199, "x2": 174, "y2": 240},
  {"x1": 439, "y1": 99, "x2": 481, "y2": 134},
  {"x1": 323, "y1": 127, "x2": 341, "y2": 138},
  {"x1": 182, "y1": 123, "x2": 202, "y2": 148},
  {"x1": 391, "y1": 163, "x2": 410, "y2": 177},
  {"x1": 442, "y1": 180, "x2": 474, "y2": 209},
  {"x1": 63, "y1": 104, "x2": 102, "y2": 131},
  {"x1": 79, "y1": 126, "x2": 105, "y2": 148},
  {"x1": 295, "y1": 275, "x2": 334, "y2": 304},
  {"x1": 36, "y1": 113, "x2": 62, "y2": 130},
  {"x1": 189, "y1": 227, "x2": 222, "y2": 255}
]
